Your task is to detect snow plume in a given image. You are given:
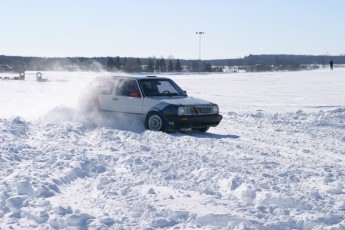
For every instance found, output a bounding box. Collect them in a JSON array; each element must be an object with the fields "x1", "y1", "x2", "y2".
[
  {"x1": 77, "y1": 83, "x2": 145, "y2": 132},
  {"x1": 0, "y1": 70, "x2": 144, "y2": 131},
  {"x1": 36, "y1": 58, "x2": 106, "y2": 72},
  {"x1": 0, "y1": 71, "x2": 98, "y2": 120},
  {"x1": 47, "y1": 75, "x2": 145, "y2": 132},
  {"x1": 79, "y1": 111, "x2": 145, "y2": 132}
]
